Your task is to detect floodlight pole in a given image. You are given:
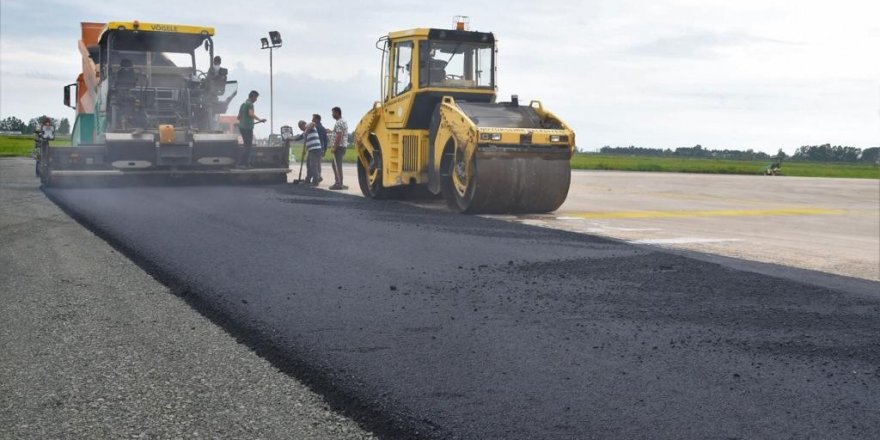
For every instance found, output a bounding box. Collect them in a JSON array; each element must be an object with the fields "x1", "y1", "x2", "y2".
[
  {"x1": 269, "y1": 46, "x2": 274, "y2": 135},
  {"x1": 261, "y1": 32, "x2": 281, "y2": 137}
]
